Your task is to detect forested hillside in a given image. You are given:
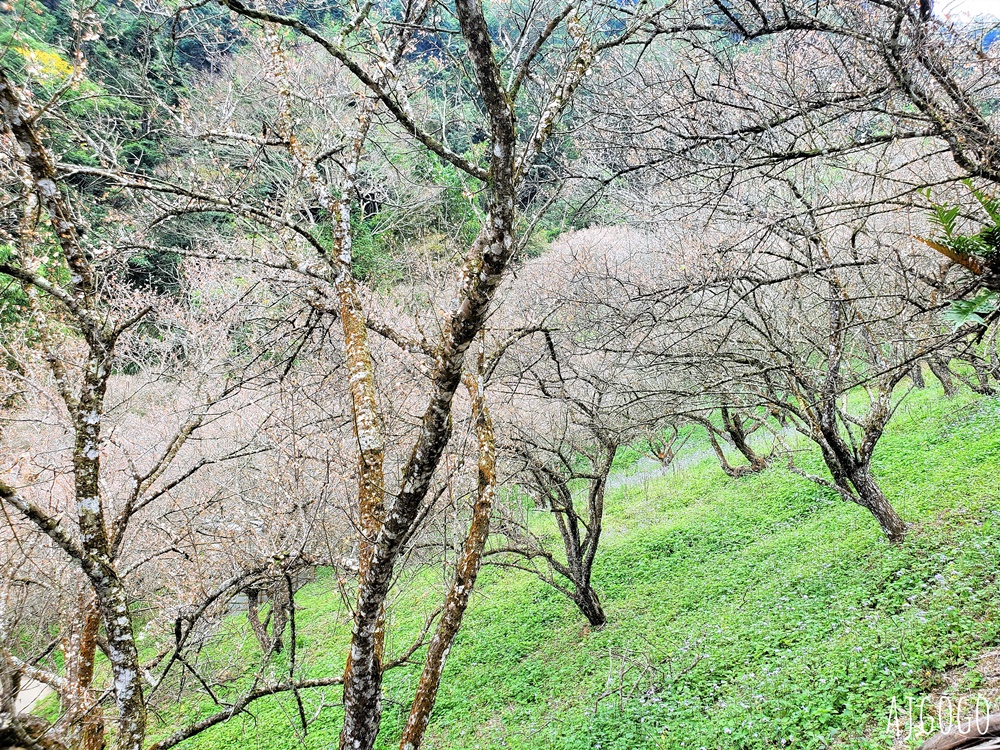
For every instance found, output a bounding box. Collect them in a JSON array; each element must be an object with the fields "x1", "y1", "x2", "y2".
[{"x1": 1, "y1": 1, "x2": 999, "y2": 749}]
